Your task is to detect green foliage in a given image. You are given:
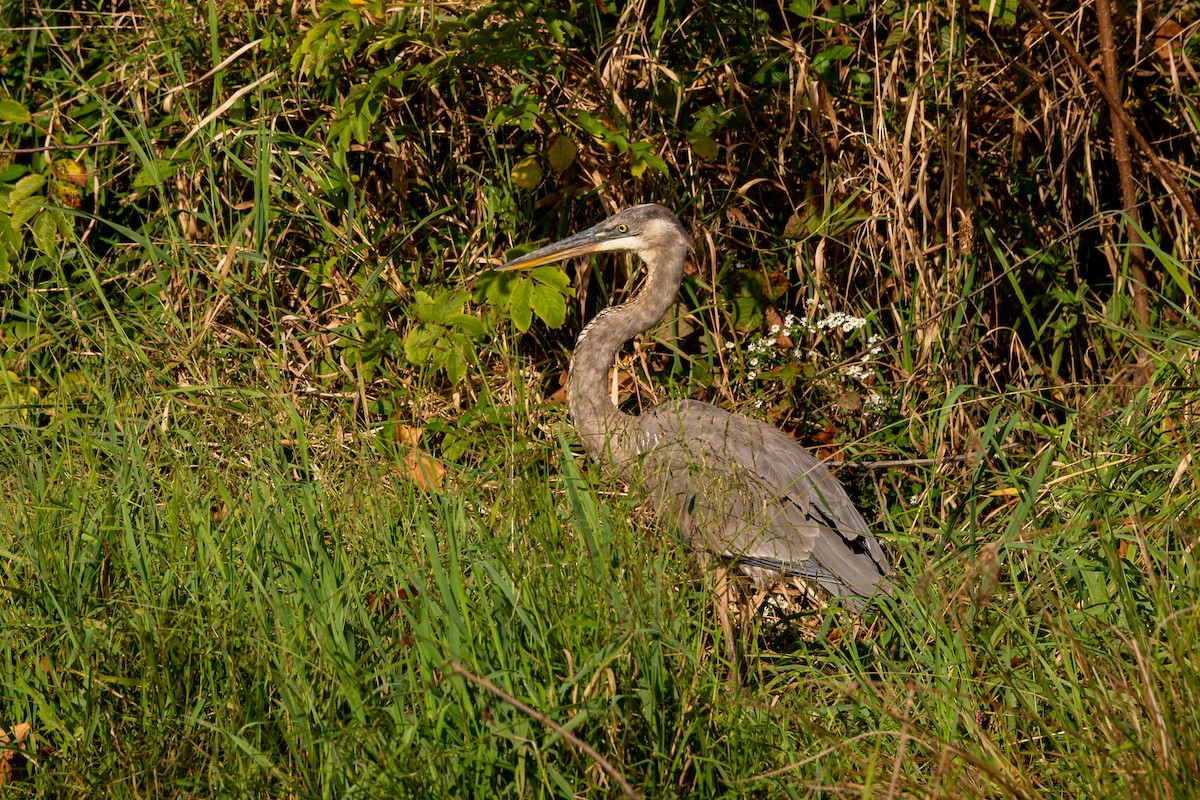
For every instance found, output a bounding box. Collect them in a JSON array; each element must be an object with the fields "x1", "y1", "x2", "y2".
[
  {"x1": 1, "y1": 0, "x2": 1198, "y2": 795},
  {"x1": 403, "y1": 288, "x2": 486, "y2": 384},
  {"x1": 0, "y1": 100, "x2": 80, "y2": 276},
  {"x1": 476, "y1": 265, "x2": 573, "y2": 333}
]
